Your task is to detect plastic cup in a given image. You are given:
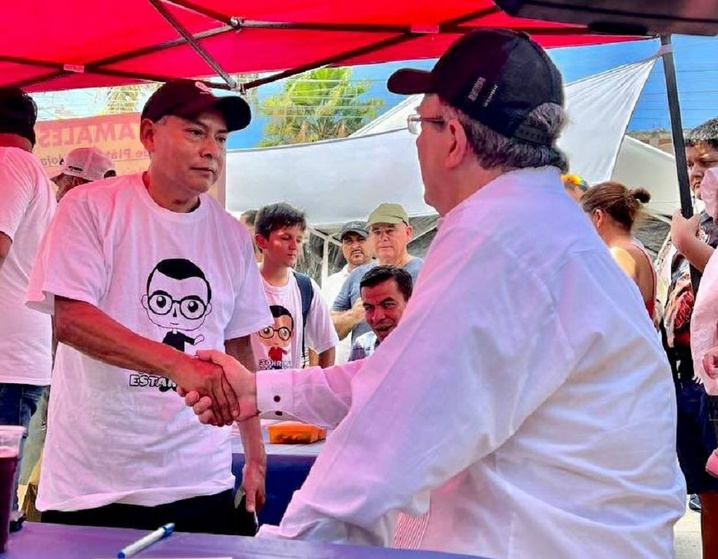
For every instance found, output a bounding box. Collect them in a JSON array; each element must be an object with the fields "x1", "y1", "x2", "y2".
[{"x1": 0, "y1": 427, "x2": 24, "y2": 553}]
